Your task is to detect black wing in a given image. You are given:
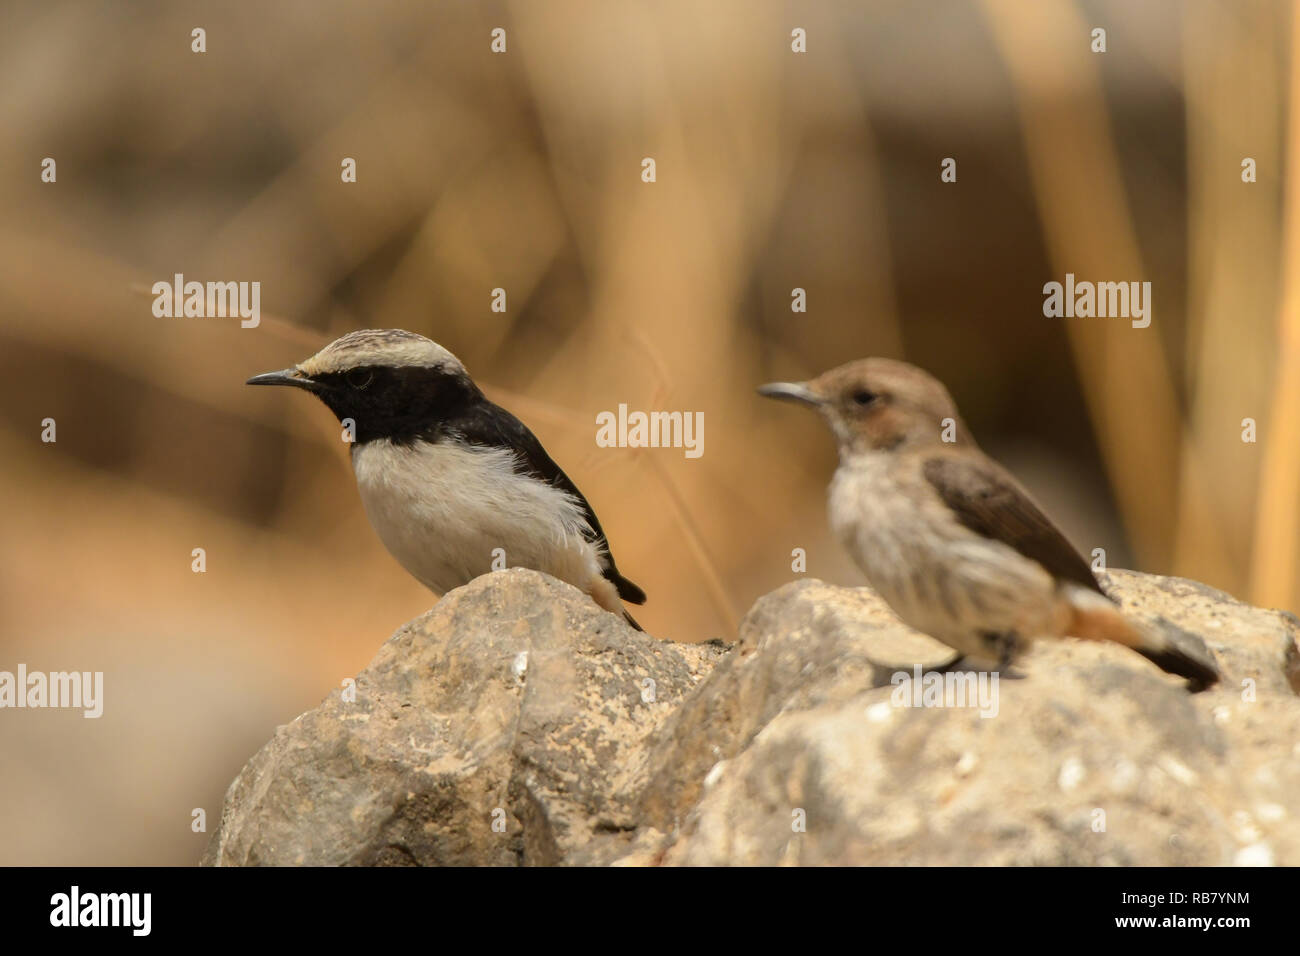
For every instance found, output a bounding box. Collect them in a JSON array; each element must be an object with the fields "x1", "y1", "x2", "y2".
[
  {"x1": 450, "y1": 398, "x2": 646, "y2": 605},
  {"x1": 922, "y1": 453, "x2": 1104, "y2": 595}
]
